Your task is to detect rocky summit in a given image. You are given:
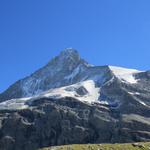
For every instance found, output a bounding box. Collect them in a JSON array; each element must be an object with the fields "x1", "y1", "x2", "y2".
[{"x1": 0, "y1": 48, "x2": 150, "y2": 150}]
